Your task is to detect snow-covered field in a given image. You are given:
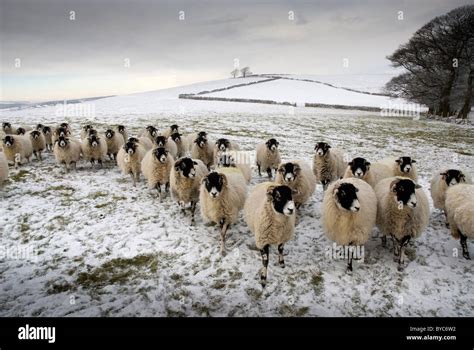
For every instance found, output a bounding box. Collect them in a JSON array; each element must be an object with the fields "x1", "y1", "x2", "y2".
[{"x1": 0, "y1": 77, "x2": 473, "y2": 316}]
